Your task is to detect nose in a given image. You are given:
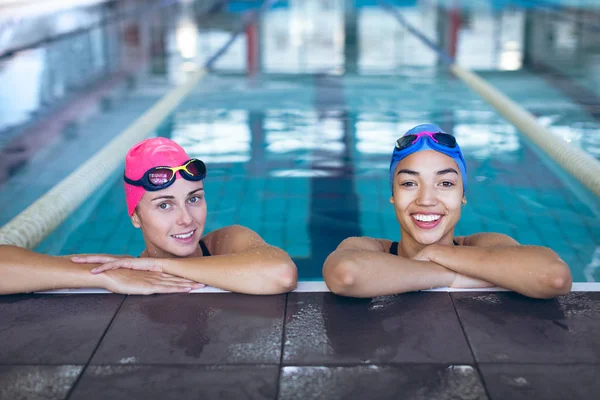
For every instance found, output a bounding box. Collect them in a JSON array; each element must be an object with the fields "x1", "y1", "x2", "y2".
[
  {"x1": 177, "y1": 205, "x2": 193, "y2": 226},
  {"x1": 415, "y1": 184, "x2": 438, "y2": 207}
]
